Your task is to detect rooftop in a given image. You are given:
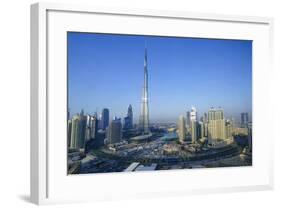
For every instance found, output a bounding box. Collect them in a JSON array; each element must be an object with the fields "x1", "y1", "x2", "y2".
[
  {"x1": 130, "y1": 133, "x2": 152, "y2": 141},
  {"x1": 124, "y1": 162, "x2": 140, "y2": 172}
]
